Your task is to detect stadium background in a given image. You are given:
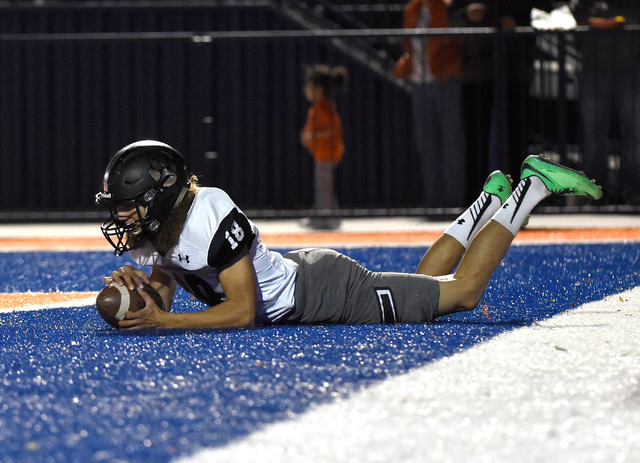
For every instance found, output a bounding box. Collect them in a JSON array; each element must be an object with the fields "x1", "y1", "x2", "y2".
[{"x1": 1, "y1": 0, "x2": 638, "y2": 221}]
